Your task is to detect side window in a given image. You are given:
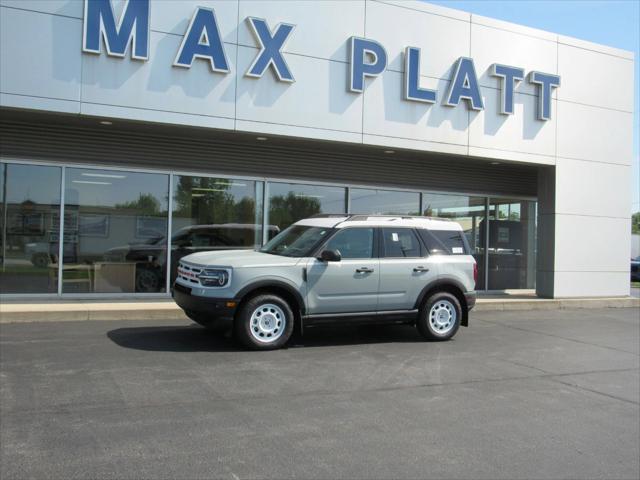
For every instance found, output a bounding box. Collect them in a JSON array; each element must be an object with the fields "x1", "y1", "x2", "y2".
[
  {"x1": 419, "y1": 229, "x2": 469, "y2": 255},
  {"x1": 381, "y1": 228, "x2": 423, "y2": 258},
  {"x1": 324, "y1": 228, "x2": 374, "y2": 259}
]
